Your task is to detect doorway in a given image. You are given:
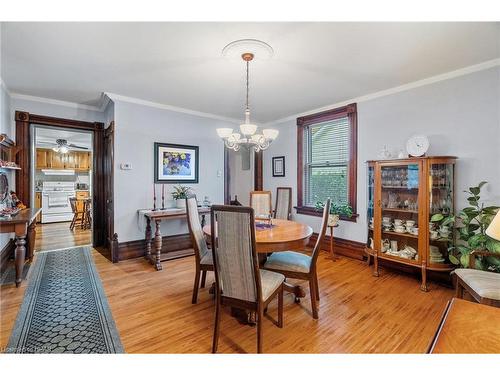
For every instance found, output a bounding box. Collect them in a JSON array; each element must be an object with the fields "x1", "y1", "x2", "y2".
[
  {"x1": 32, "y1": 125, "x2": 93, "y2": 252},
  {"x1": 14, "y1": 111, "x2": 114, "y2": 261}
]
